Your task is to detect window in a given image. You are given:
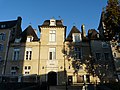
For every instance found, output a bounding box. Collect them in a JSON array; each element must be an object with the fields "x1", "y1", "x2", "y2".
[
  {"x1": 114, "y1": 53, "x2": 116, "y2": 57},
  {"x1": 25, "y1": 72, "x2": 29, "y2": 74},
  {"x1": 24, "y1": 66, "x2": 31, "y2": 75},
  {"x1": 49, "y1": 30, "x2": 56, "y2": 42},
  {"x1": 11, "y1": 66, "x2": 19, "y2": 75},
  {"x1": 0, "y1": 56, "x2": 2, "y2": 61},
  {"x1": 13, "y1": 48, "x2": 20, "y2": 60},
  {"x1": 104, "y1": 53, "x2": 109, "y2": 60},
  {"x1": 74, "y1": 47, "x2": 81, "y2": 60},
  {"x1": 50, "y1": 18, "x2": 56, "y2": 26},
  {"x1": 26, "y1": 48, "x2": 32, "y2": 60},
  {"x1": 14, "y1": 38, "x2": 21, "y2": 43},
  {"x1": 0, "y1": 44, "x2": 3, "y2": 51},
  {"x1": 27, "y1": 36, "x2": 33, "y2": 42},
  {"x1": 72, "y1": 33, "x2": 81, "y2": 42},
  {"x1": 0, "y1": 33, "x2": 5, "y2": 41},
  {"x1": 96, "y1": 53, "x2": 101, "y2": 60},
  {"x1": 24, "y1": 66, "x2": 31, "y2": 70},
  {"x1": 102, "y1": 42, "x2": 109, "y2": 48},
  {"x1": 49, "y1": 48, "x2": 56, "y2": 60},
  {"x1": 1, "y1": 25, "x2": 6, "y2": 28}
]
